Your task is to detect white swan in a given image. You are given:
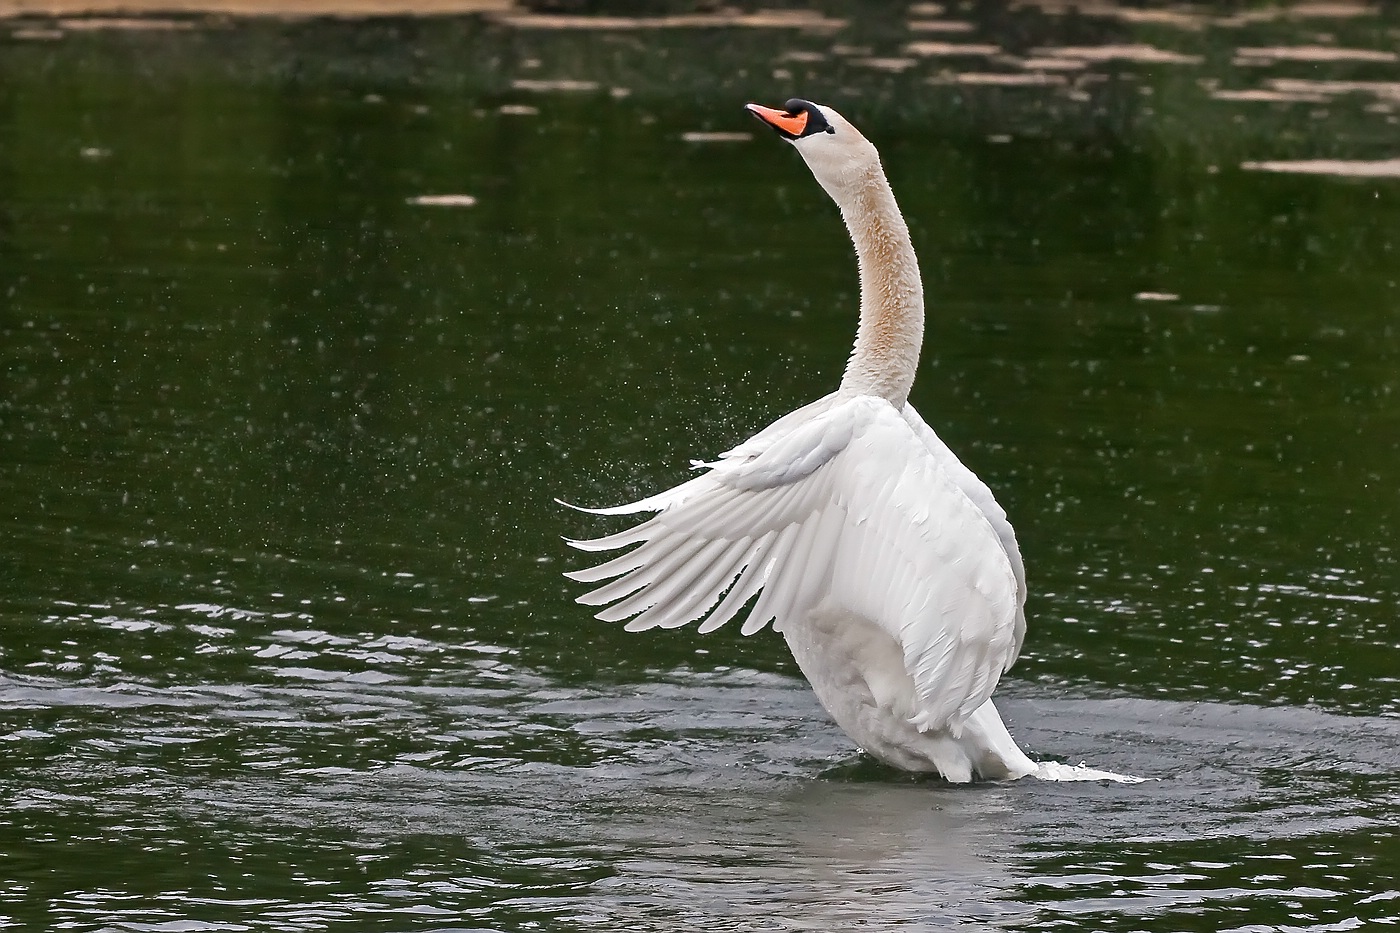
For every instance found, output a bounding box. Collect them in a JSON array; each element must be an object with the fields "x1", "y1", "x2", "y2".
[{"x1": 564, "y1": 99, "x2": 1137, "y2": 784}]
